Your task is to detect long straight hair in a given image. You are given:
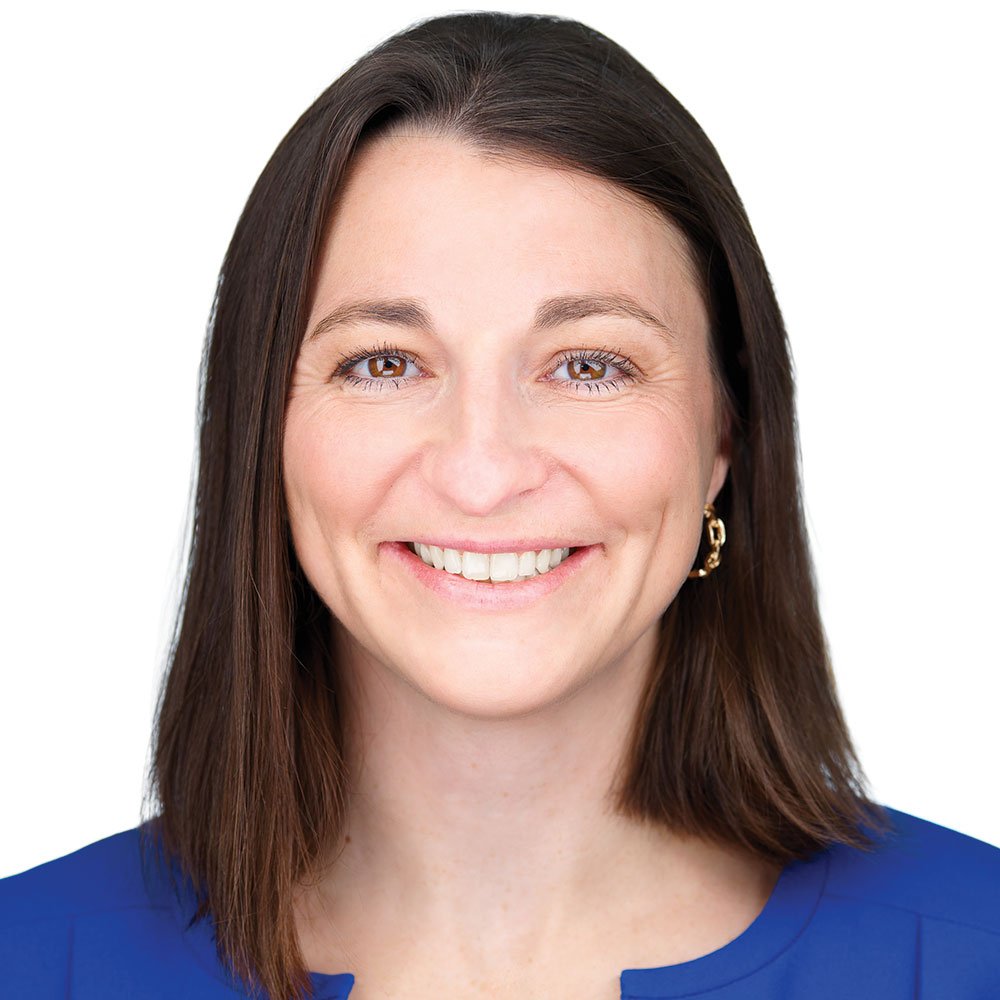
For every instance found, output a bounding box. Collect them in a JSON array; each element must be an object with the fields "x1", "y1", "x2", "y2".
[{"x1": 151, "y1": 12, "x2": 878, "y2": 999}]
